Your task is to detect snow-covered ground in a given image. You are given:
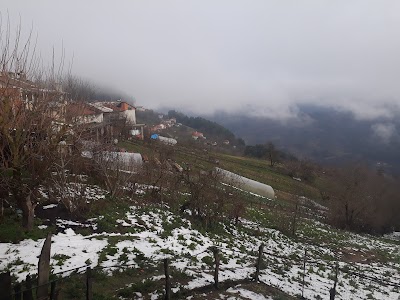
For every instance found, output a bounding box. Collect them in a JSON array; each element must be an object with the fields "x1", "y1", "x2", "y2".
[{"x1": 1, "y1": 188, "x2": 400, "y2": 299}]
